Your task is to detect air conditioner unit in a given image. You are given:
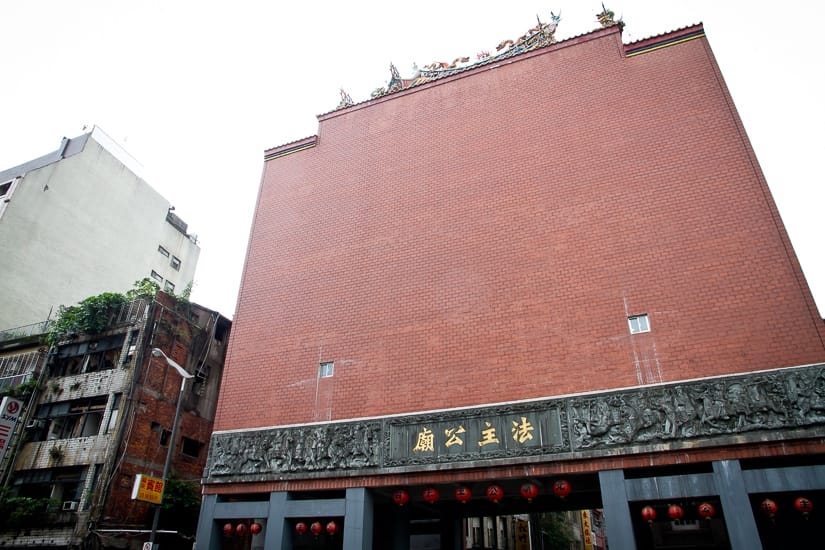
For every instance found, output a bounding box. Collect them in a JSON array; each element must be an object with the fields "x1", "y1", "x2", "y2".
[
  {"x1": 62, "y1": 501, "x2": 79, "y2": 511},
  {"x1": 25, "y1": 419, "x2": 44, "y2": 430}
]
